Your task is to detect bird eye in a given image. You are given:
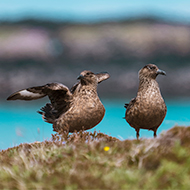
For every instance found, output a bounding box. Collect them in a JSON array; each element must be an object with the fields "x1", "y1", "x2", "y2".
[
  {"x1": 86, "y1": 72, "x2": 91, "y2": 75},
  {"x1": 148, "y1": 66, "x2": 155, "y2": 70}
]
